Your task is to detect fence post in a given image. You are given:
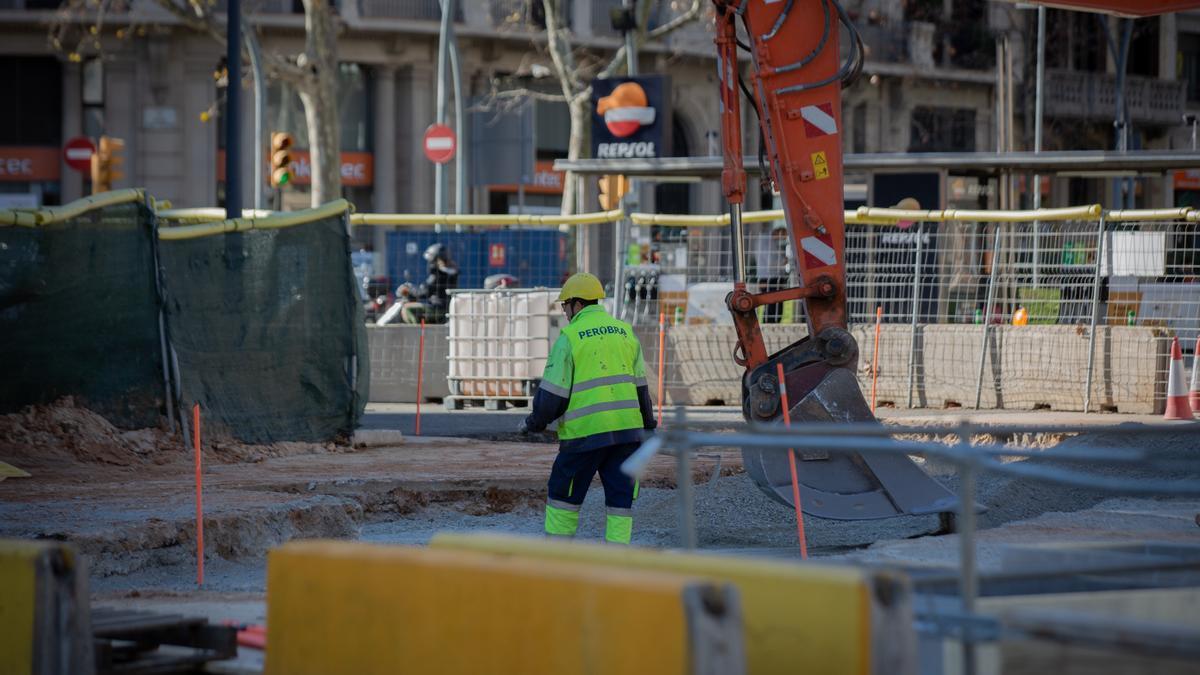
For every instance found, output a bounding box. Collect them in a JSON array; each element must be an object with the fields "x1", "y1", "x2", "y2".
[
  {"x1": 612, "y1": 215, "x2": 626, "y2": 319},
  {"x1": 906, "y1": 222, "x2": 923, "y2": 408},
  {"x1": 974, "y1": 222, "x2": 1004, "y2": 410},
  {"x1": 574, "y1": 173, "x2": 586, "y2": 275},
  {"x1": 1083, "y1": 214, "x2": 1107, "y2": 413}
]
